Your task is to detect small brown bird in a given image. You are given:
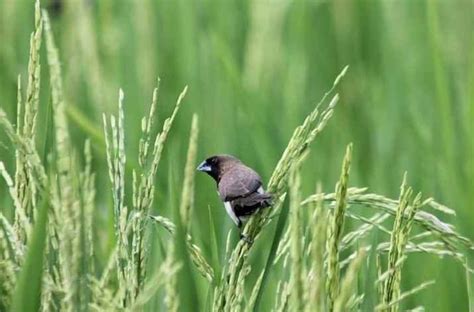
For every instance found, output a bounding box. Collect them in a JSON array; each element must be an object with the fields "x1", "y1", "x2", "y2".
[{"x1": 197, "y1": 155, "x2": 272, "y2": 231}]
